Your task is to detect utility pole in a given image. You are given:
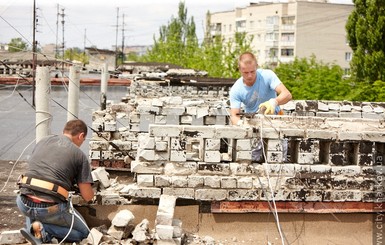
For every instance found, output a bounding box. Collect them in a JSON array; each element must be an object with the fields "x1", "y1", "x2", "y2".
[
  {"x1": 55, "y1": 4, "x2": 59, "y2": 58},
  {"x1": 60, "y1": 8, "x2": 65, "y2": 76},
  {"x1": 32, "y1": 0, "x2": 37, "y2": 107},
  {"x1": 121, "y1": 13, "x2": 125, "y2": 64},
  {"x1": 115, "y1": 7, "x2": 119, "y2": 69}
]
